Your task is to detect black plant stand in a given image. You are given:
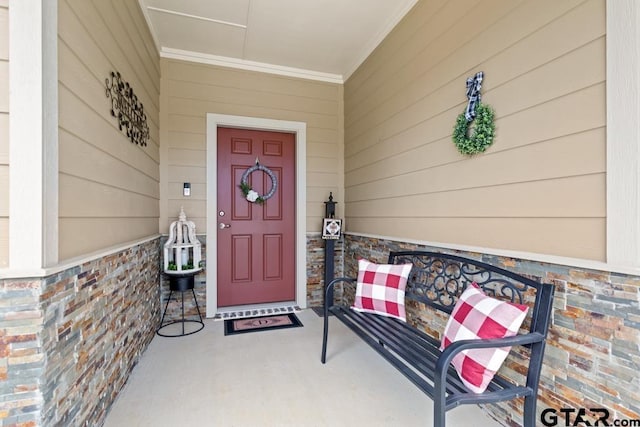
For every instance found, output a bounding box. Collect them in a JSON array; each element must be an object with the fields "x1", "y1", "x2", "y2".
[{"x1": 157, "y1": 272, "x2": 204, "y2": 337}]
